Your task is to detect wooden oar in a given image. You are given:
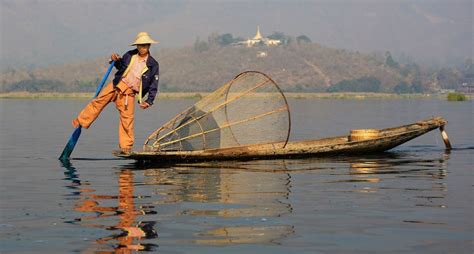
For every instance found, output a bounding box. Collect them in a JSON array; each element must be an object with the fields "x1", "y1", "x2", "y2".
[{"x1": 59, "y1": 61, "x2": 115, "y2": 161}]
